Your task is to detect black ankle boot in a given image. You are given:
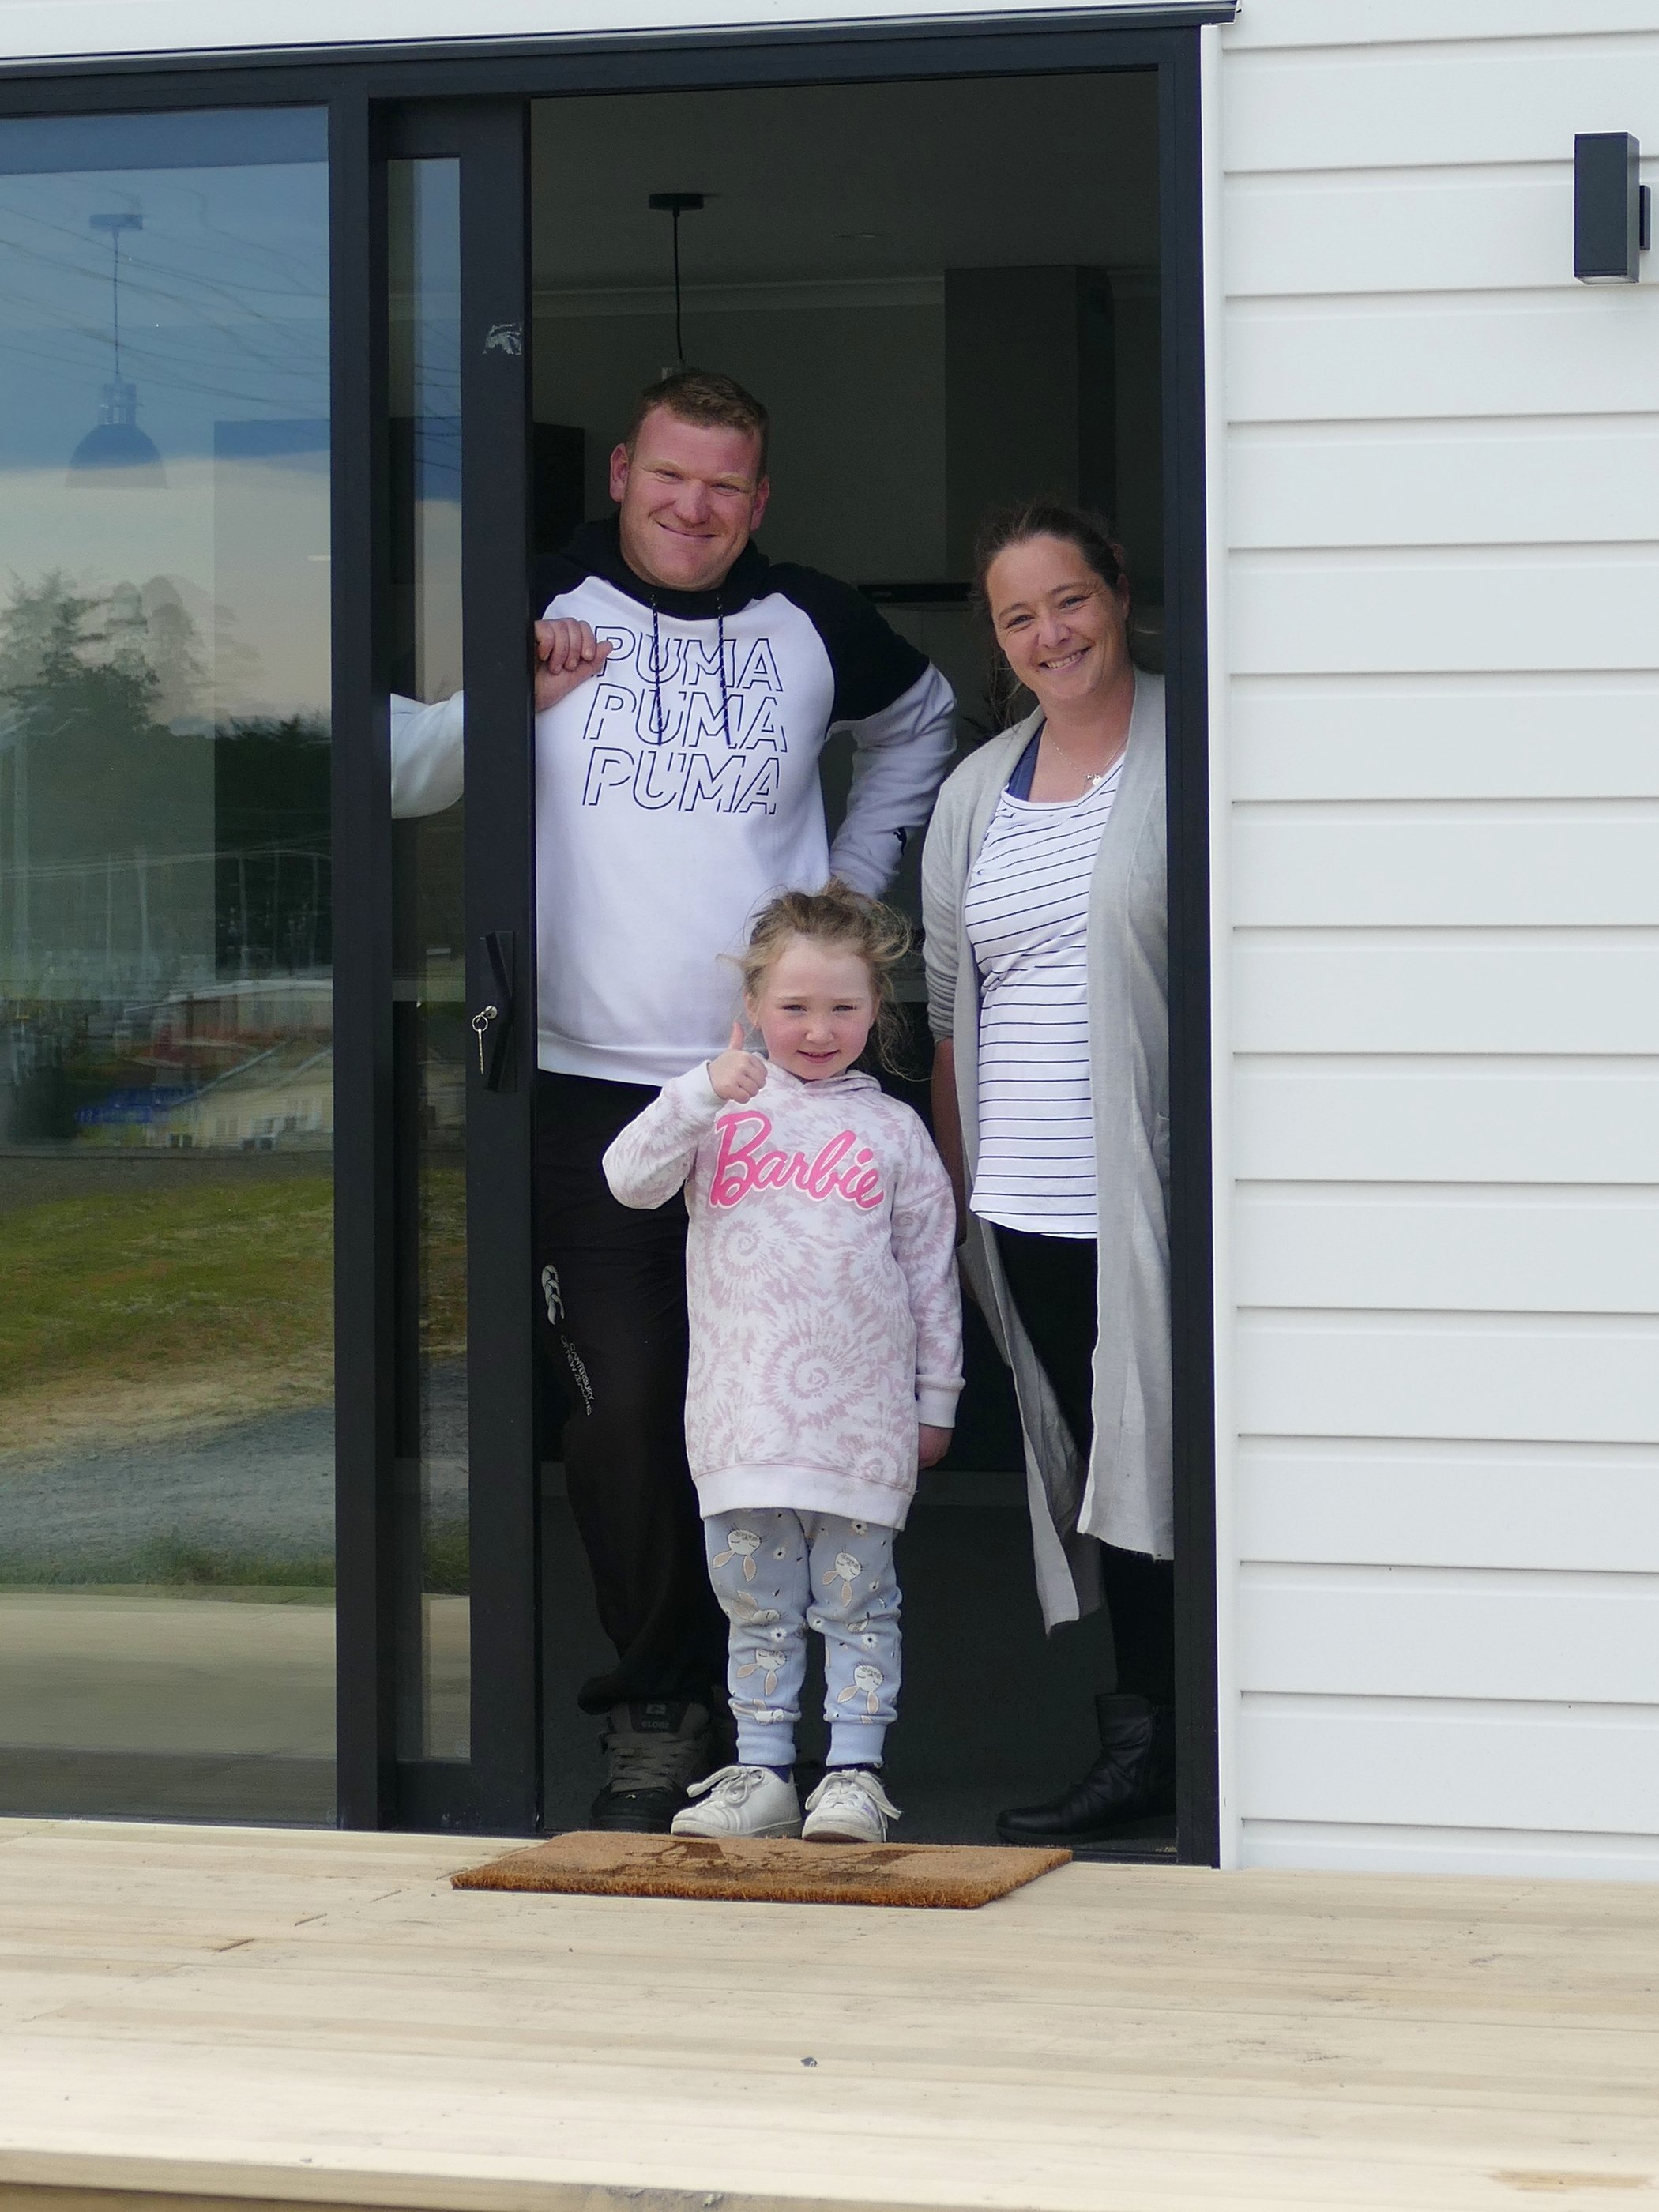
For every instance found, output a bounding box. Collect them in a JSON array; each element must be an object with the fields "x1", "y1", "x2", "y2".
[{"x1": 995, "y1": 1693, "x2": 1176, "y2": 1845}]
